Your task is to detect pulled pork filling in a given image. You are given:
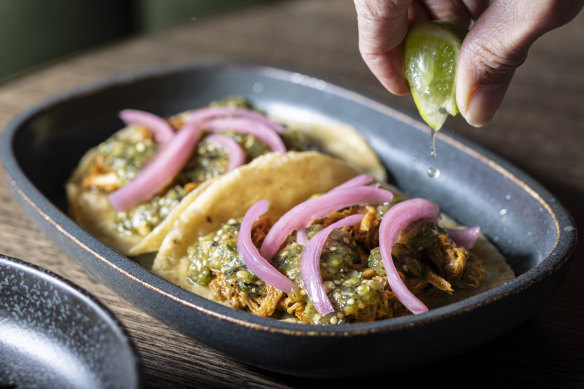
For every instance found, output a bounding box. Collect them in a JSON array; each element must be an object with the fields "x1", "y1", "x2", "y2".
[{"x1": 185, "y1": 204, "x2": 487, "y2": 325}]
